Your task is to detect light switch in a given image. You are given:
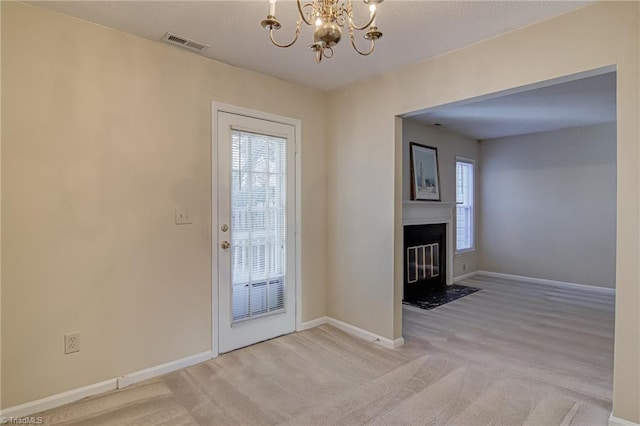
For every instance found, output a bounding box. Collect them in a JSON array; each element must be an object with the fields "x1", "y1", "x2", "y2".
[{"x1": 175, "y1": 208, "x2": 192, "y2": 225}]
